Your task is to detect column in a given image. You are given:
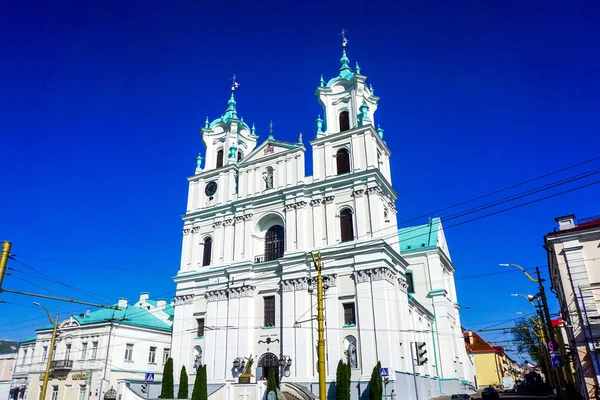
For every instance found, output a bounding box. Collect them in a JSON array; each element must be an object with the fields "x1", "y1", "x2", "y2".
[
  {"x1": 323, "y1": 196, "x2": 336, "y2": 246},
  {"x1": 294, "y1": 280, "x2": 314, "y2": 380},
  {"x1": 237, "y1": 289, "x2": 255, "y2": 371},
  {"x1": 243, "y1": 213, "x2": 253, "y2": 261},
  {"x1": 205, "y1": 296, "x2": 219, "y2": 379},
  {"x1": 353, "y1": 271, "x2": 377, "y2": 373},
  {"x1": 277, "y1": 160, "x2": 285, "y2": 188},
  {"x1": 370, "y1": 271, "x2": 396, "y2": 374},
  {"x1": 351, "y1": 134, "x2": 363, "y2": 172},
  {"x1": 311, "y1": 199, "x2": 324, "y2": 248},
  {"x1": 213, "y1": 220, "x2": 225, "y2": 265},
  {"x1": 181, "y1": 228, "x2": 192, "y2": 271},
  {"x1": 284, "y1": 203, "x2": 297, "y2": 252},
  {"x1": 352, "y1": 190, "x2": 368, "y2": 240},
  {"x1": 324, "y1": 277, "x2": 341, "y2": 378},
  {"x1": 281, "y1": 281, "x2": 296, "y2": 379},
  {"x1": 254, "y1": 167, "x2": 261, "y2": 195},
  {"x1": 324, "y1": 142, "x2": 334, "y2": 178},
  {"x1": 214, "y1": 295, "x2": 229, "y2": 379},
  {"x1": 233, "y1": 216, "x2": 244, "y2": 261},
  {"x1": 245, "y1": 169, "x2": 253, "y2": 198},
  {"x1": 223, "y1": 218, "x2": 235, "y2": 264},
  {"x1": 296, "y1": 154, "x2": 304, "y2": 183},
  {"x1": 295, "y1": 200, "x2": 310, "y2": 250},
  {"x1": 366, "y1": 188, "x2": 384, "y2": 238},
  {"x1": 190, "y1": 227, "x2": 201, "y2": 270},
  {"x1": 225, "y1": 290, "x2": 240, "y2": 380},
  {"x1": 285, "y1": 157, "x2": 293, "y2": 187}
]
